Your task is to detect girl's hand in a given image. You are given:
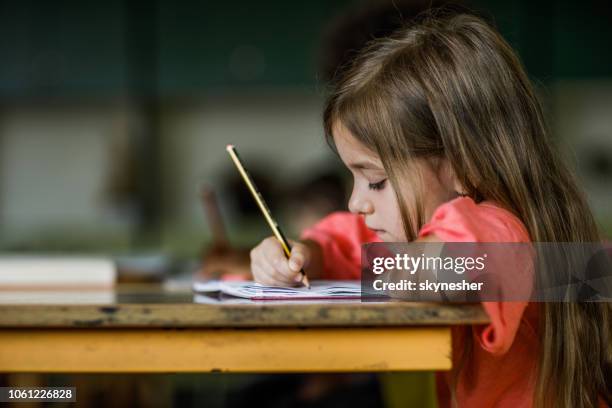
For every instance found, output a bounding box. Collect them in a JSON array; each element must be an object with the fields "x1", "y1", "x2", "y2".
[{"x1": 250, "y1": 236, "x2": 311, "y2": 286}]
